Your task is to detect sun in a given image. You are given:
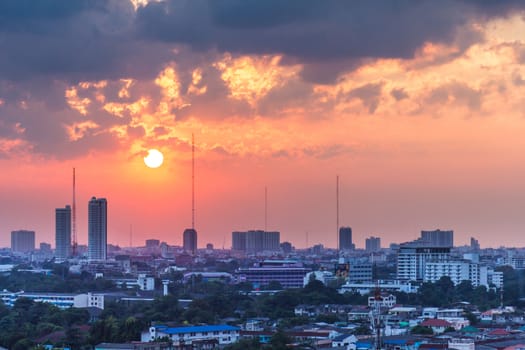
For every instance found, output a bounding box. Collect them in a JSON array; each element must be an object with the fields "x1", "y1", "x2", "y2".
[{"x1": 144, "y1": 149, "x2": 164, "y2": 168}]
